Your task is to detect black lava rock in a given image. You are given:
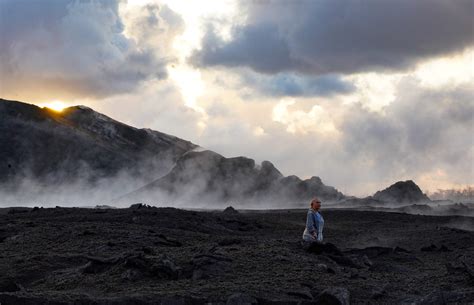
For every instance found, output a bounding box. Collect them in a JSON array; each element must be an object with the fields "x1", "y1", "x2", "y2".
[{"x1": 316, "y1": 287, "x2": 350, "y2": 305}]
